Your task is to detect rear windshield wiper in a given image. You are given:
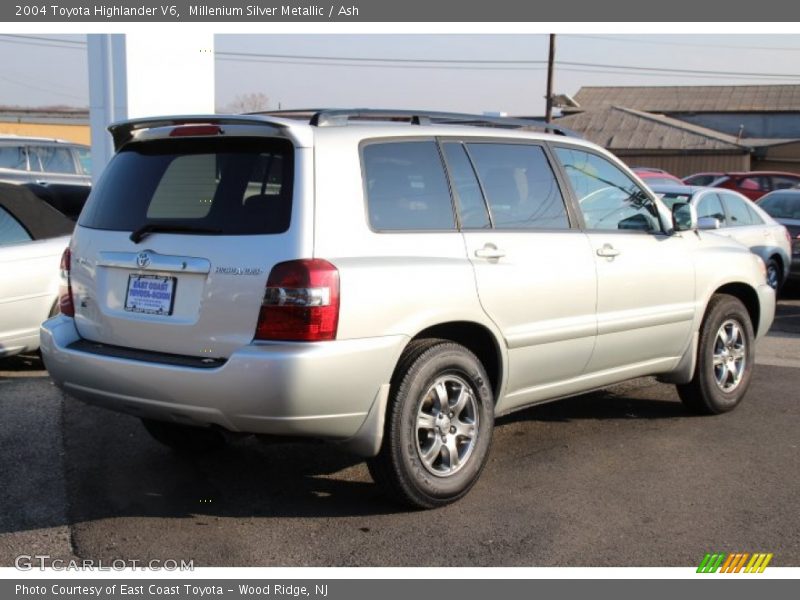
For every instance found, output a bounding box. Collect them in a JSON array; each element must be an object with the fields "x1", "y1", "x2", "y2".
[{"x1": 130, "y1": 224, "x2": 222, "y2": 244}]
